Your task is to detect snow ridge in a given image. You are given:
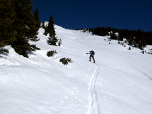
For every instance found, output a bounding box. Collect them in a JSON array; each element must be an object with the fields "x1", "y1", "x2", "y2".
[{"x1": 87, "y1": 64, "x2": 100, "y2": 114}]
